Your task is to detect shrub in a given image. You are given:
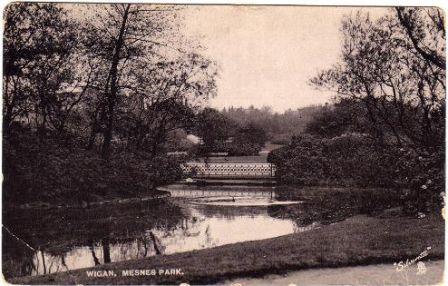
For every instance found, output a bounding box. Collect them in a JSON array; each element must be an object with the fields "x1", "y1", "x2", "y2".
[
  {"x1": 3, "y1": 130, "x2": 183, "y2": 206},
  {"x1": 268, "y1": 133, "x2": 444, "y2": 214}
]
